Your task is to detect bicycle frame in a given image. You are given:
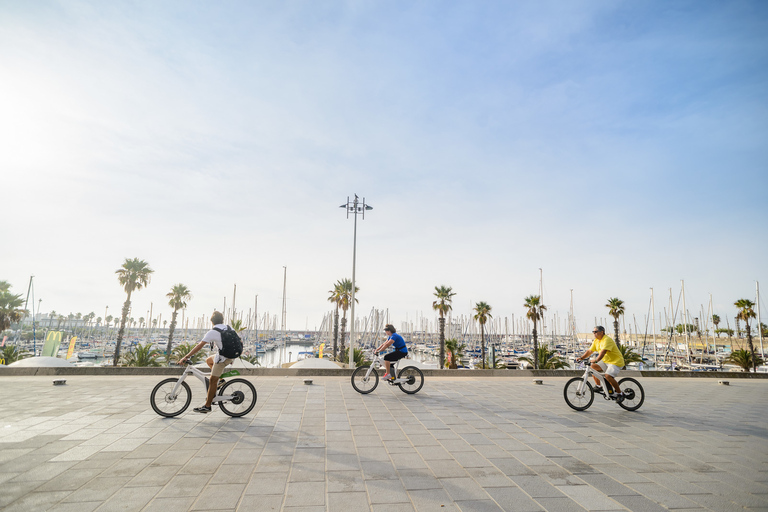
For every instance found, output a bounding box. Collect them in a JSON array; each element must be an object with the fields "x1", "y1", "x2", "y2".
[
  {"x1": 364, "y1": 352, "x2": 409, "y2": 384},
  {"x1": 576, "y1": 362, "x2": 612, "y2": 397},
  {"x1": 171, "y1": 363, "x2": 236, "y2": 404}
]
